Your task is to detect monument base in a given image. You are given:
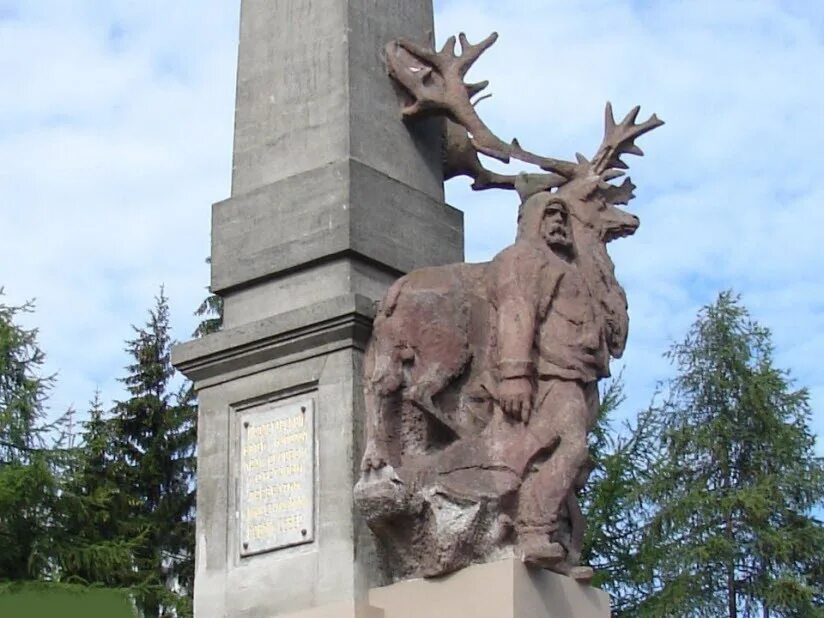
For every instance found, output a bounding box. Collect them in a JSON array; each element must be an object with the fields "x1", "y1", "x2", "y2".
[
  {"x1": 284, "y1": 558, "x2": 610, "y2": 618},
  {"x1": 285, "y1": 599, "x2": 383, "y2": 618}
]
